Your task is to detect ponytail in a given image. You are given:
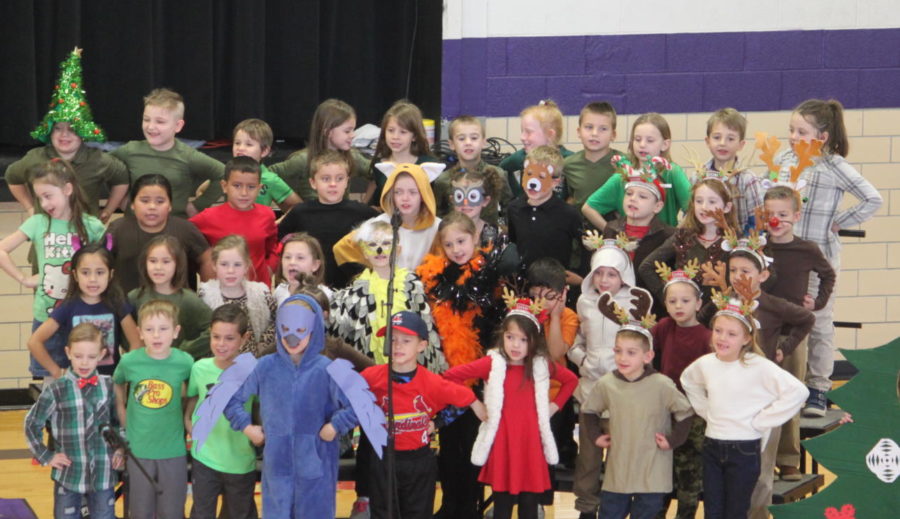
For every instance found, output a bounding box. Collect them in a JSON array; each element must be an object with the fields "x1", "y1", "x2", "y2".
[{"x1": 794, "y1": 99, "x2": 849, "y2": 157}]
